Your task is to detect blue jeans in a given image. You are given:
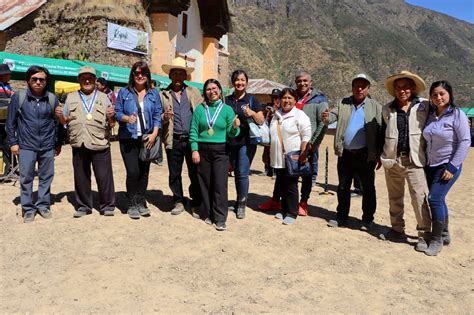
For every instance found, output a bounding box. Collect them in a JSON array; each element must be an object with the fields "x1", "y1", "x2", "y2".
[
  {"x1": 300, "y1": 147, "x2": 319, "y2": 202},
  {"x1": 229, "y1": 144, "x2": 257, "y2": 200},
  {"x1": 19, "y1": 148, "x2": 55, "y2": 213},
  {"x1": 426, "y1": 164, "x2": 461, "y2": 222}
]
